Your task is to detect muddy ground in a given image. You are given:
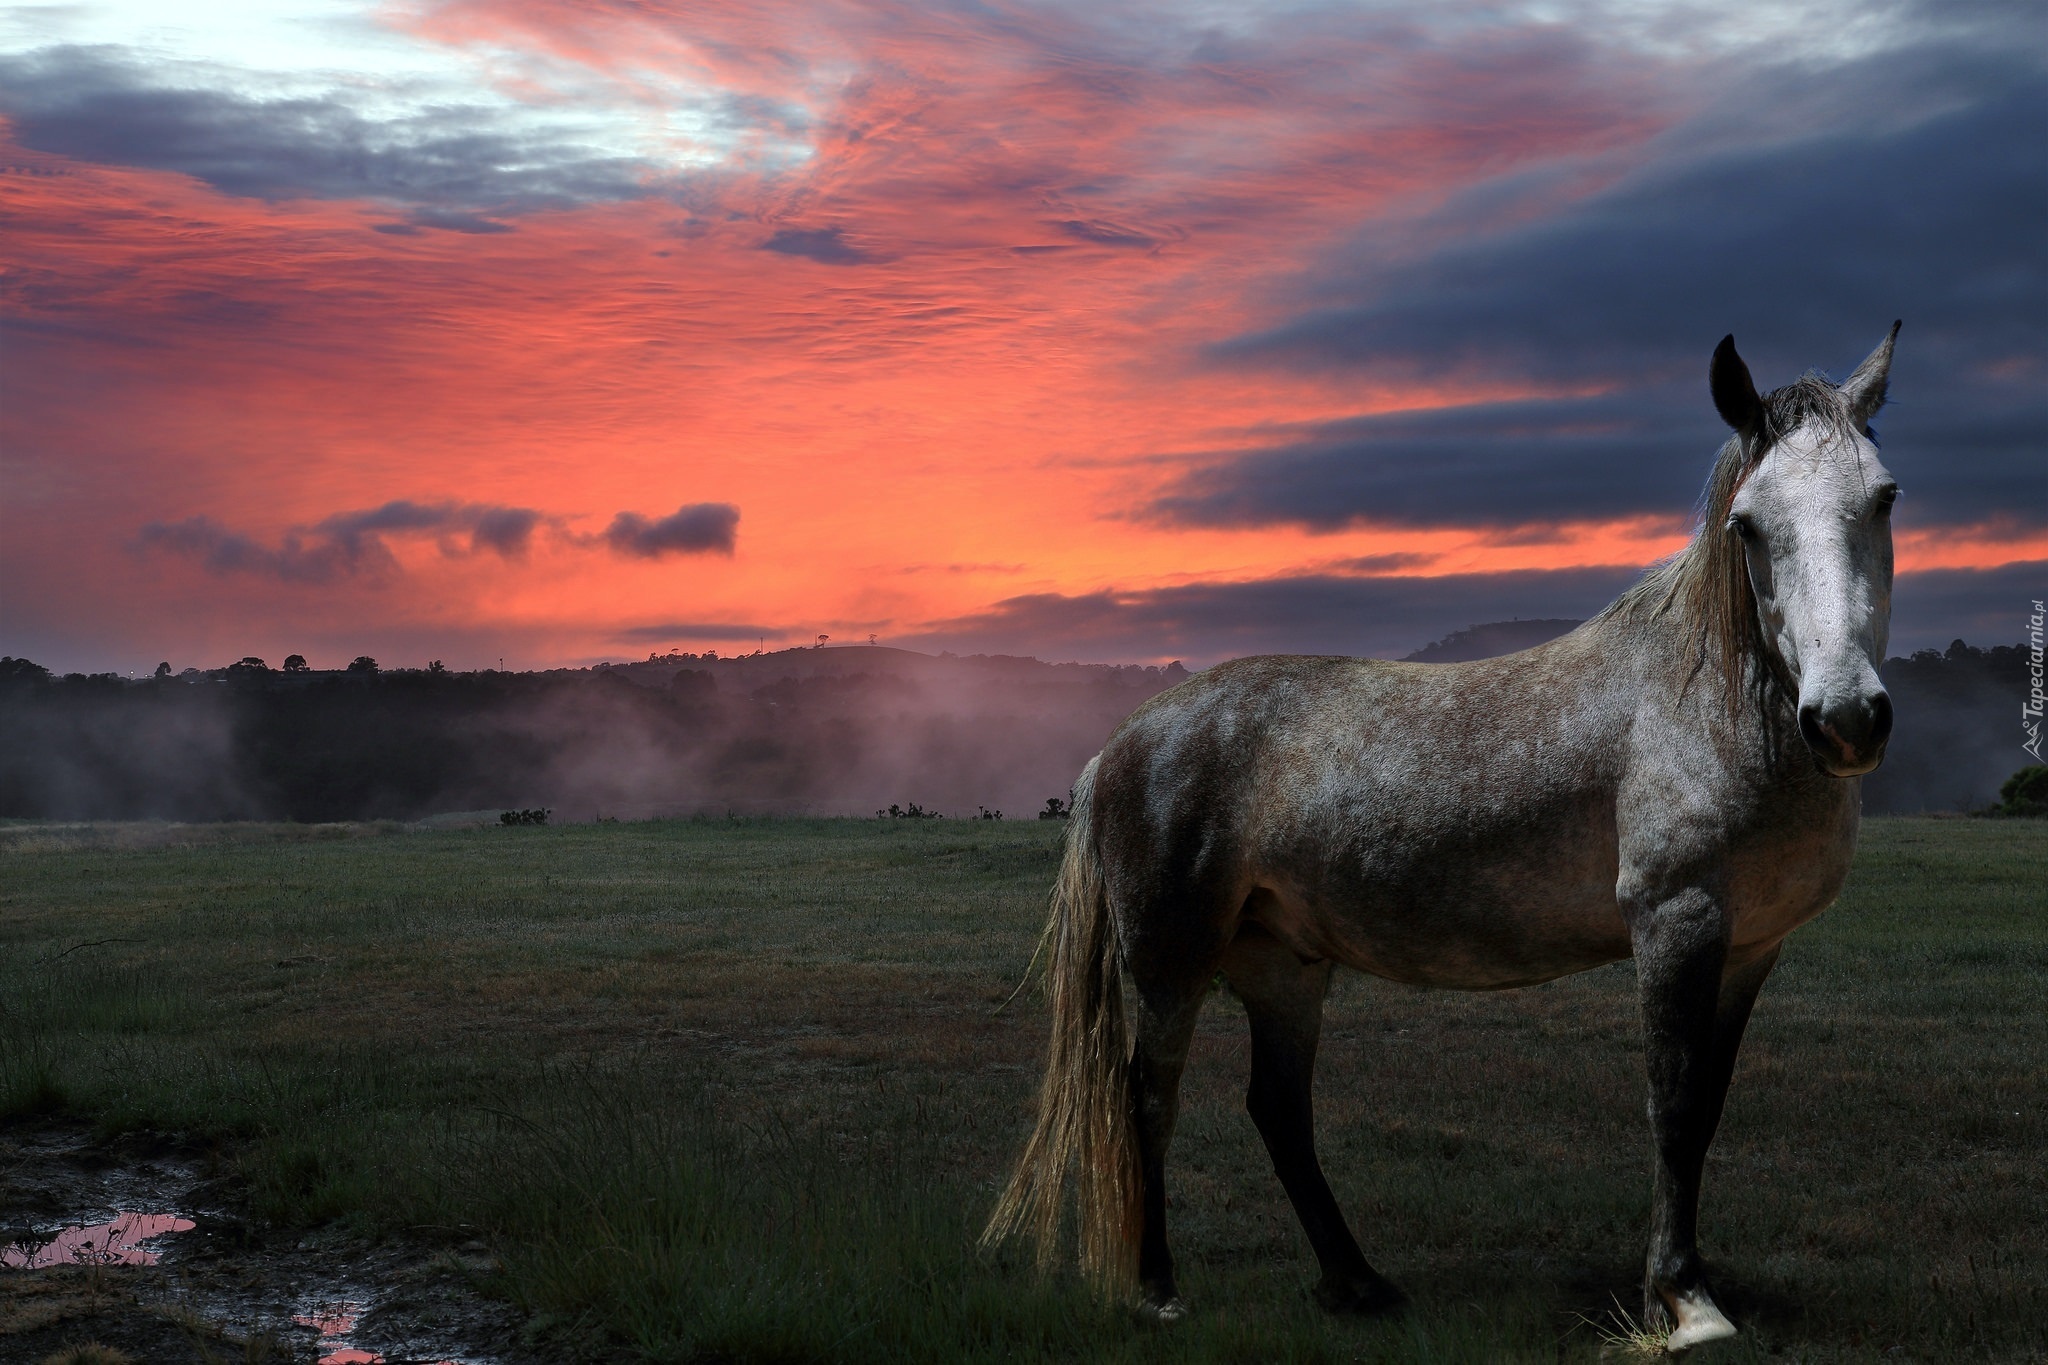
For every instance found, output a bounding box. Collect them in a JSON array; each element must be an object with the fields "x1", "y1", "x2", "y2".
[{"x1": 0, "y1": 1121, "x2": 549, "y2": 1364}]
